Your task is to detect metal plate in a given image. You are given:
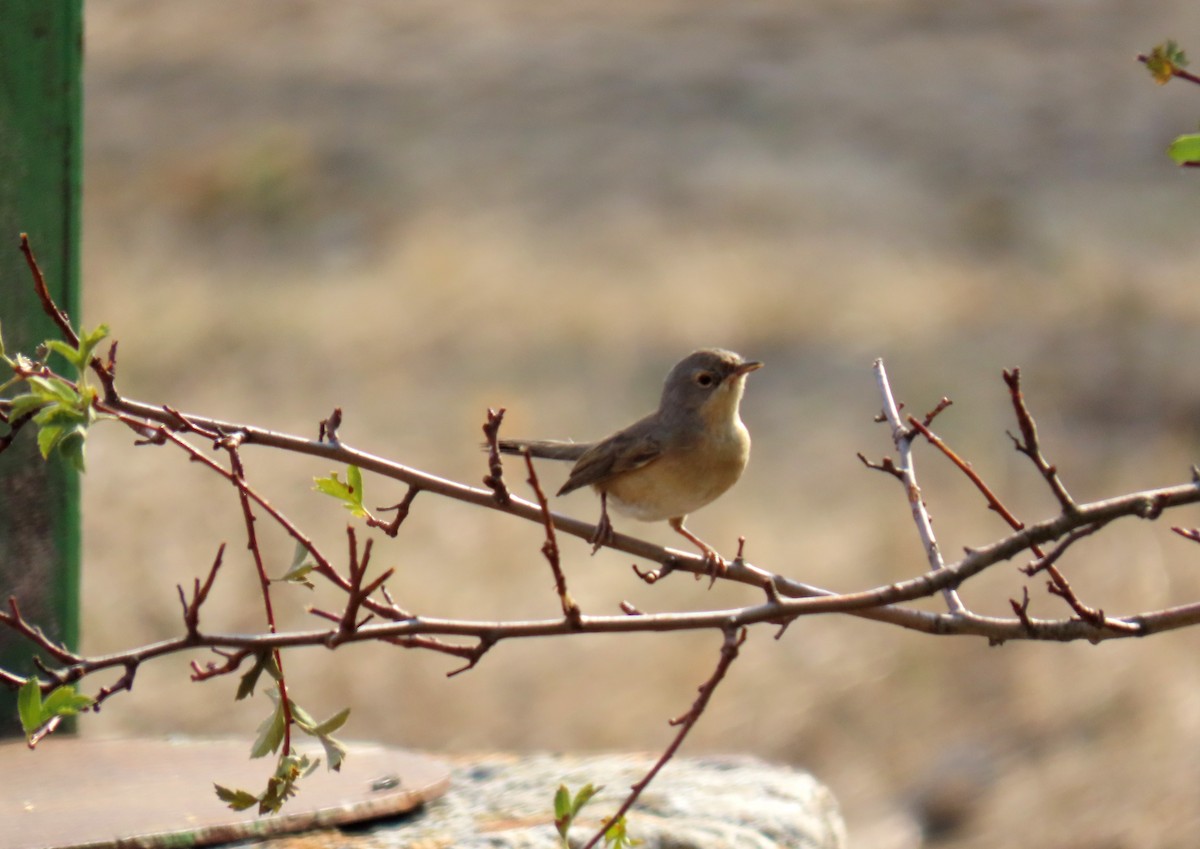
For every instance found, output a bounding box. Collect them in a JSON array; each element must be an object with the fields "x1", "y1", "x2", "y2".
[{"x1": 1, "y1": 737, "x2": 450, "y2": 849}]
